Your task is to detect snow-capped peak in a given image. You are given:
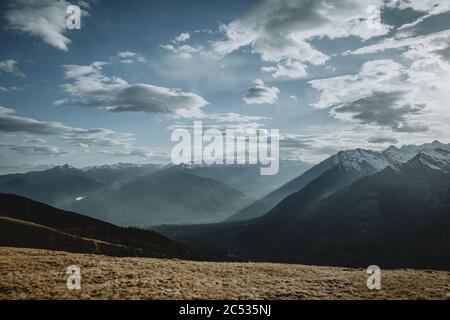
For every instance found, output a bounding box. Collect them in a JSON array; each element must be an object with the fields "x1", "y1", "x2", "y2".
[
  {"x1": 409, "y1": 148, "x2": 450, "y2": 172},
  {"x1": 331, "y1": 148, "x2": 395, "y2": 172}
]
